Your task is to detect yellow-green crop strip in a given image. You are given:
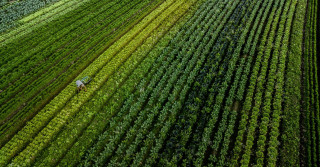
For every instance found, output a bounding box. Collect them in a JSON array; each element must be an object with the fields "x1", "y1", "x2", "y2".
[
  {"x1": 19, "y1": 0, "x2": 75, "y2": 23},
  {"x1": 0, "y1": 0, "x2": 90, "y2": 45}
]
